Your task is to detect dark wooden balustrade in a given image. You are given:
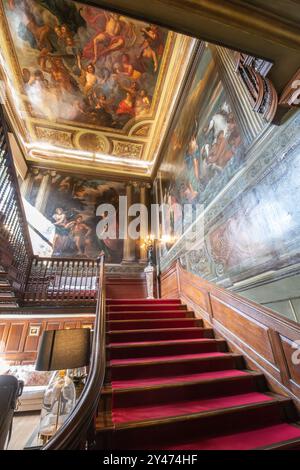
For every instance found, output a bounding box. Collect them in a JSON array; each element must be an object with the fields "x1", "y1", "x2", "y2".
[
  {"x1": 161, "y1": 260, "x2": 300, "y2": 409},
  {"x1": 0, "y1": 106, "x2": 33, "y2": 297},
  {"x1": 42, "y1": 254, "x2": 106, "y2": 450},
  {"x1": 24, "y1": 256, "x2": 99, "y2": 305}
]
